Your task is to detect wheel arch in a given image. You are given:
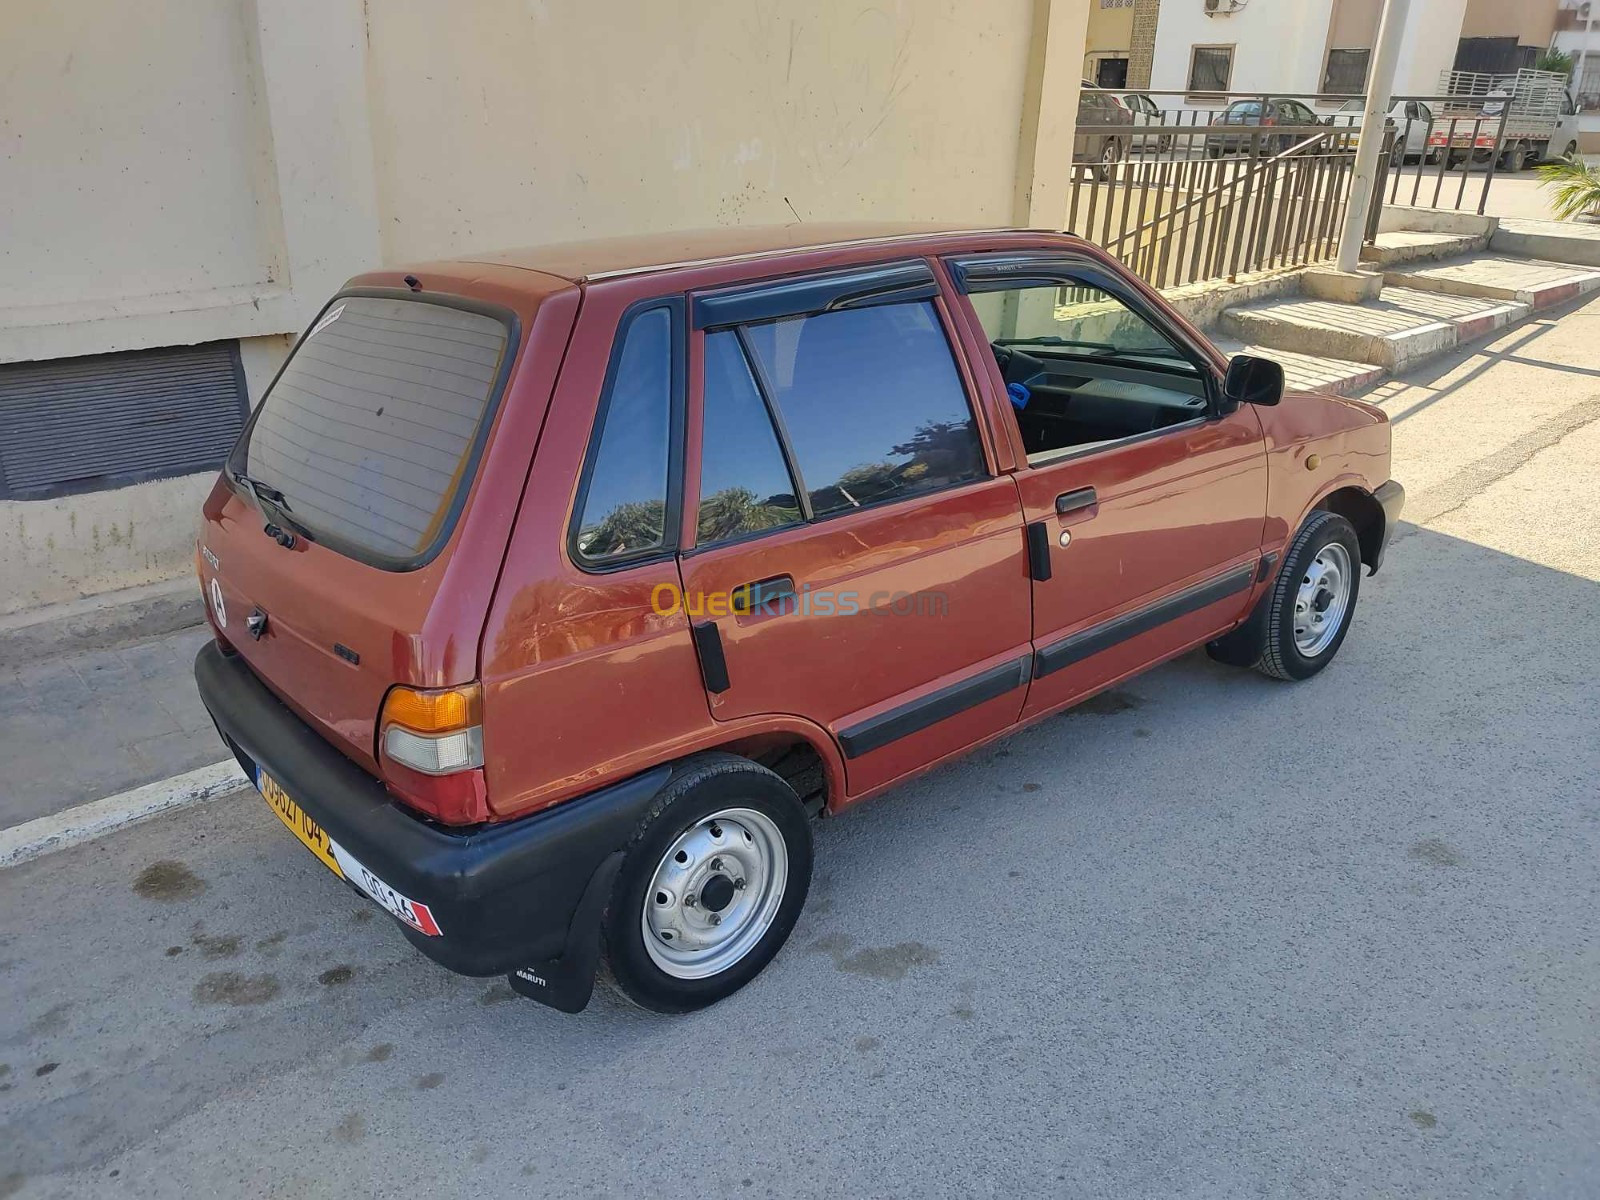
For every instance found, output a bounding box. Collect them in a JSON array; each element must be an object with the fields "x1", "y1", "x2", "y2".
[
  {"x1": 1312, "y1": 483, "x2": 1385, "y2": 573},
  {"x1": 677, "y1": 716, "x2": 845, "y2": 818}
]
